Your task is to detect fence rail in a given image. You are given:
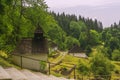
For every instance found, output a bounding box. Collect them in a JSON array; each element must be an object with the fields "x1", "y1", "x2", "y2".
[
  {"x1": 11, "y1": 54, "x2": 120, "y2": 80},
  {"x1": 12, "y1": 54, "x2": 50, "y2": 73}
]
